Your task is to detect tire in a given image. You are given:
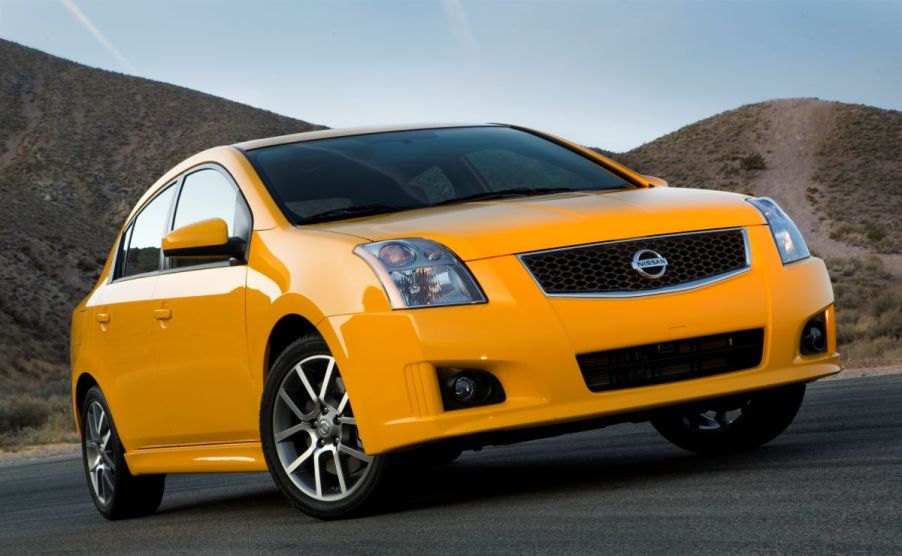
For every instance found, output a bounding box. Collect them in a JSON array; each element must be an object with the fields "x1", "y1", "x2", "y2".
[
  {"x1": 651, "y1": 382, "x2": 806, "y2": 456},
  {"x1": 260, "y1": 335, "x2": 393, "y2": 520},
  {"x1": 80, "y1": 386, "x2": 165, "y2": 520}
]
